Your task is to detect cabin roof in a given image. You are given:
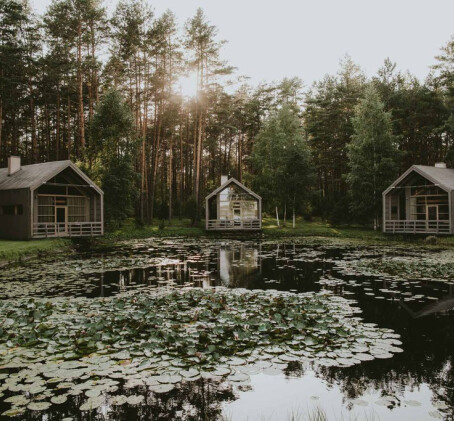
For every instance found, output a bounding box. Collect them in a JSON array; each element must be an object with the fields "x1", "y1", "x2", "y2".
[
  {"x1": 0, "y1": 160, "x2": 103, "y2": 195},
  {"x1": 205, "y1": 177, "x2": 261, "y2": 201},
  {"x1": 383, "y1": 165, "x2": 454, "y2": 195}
]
